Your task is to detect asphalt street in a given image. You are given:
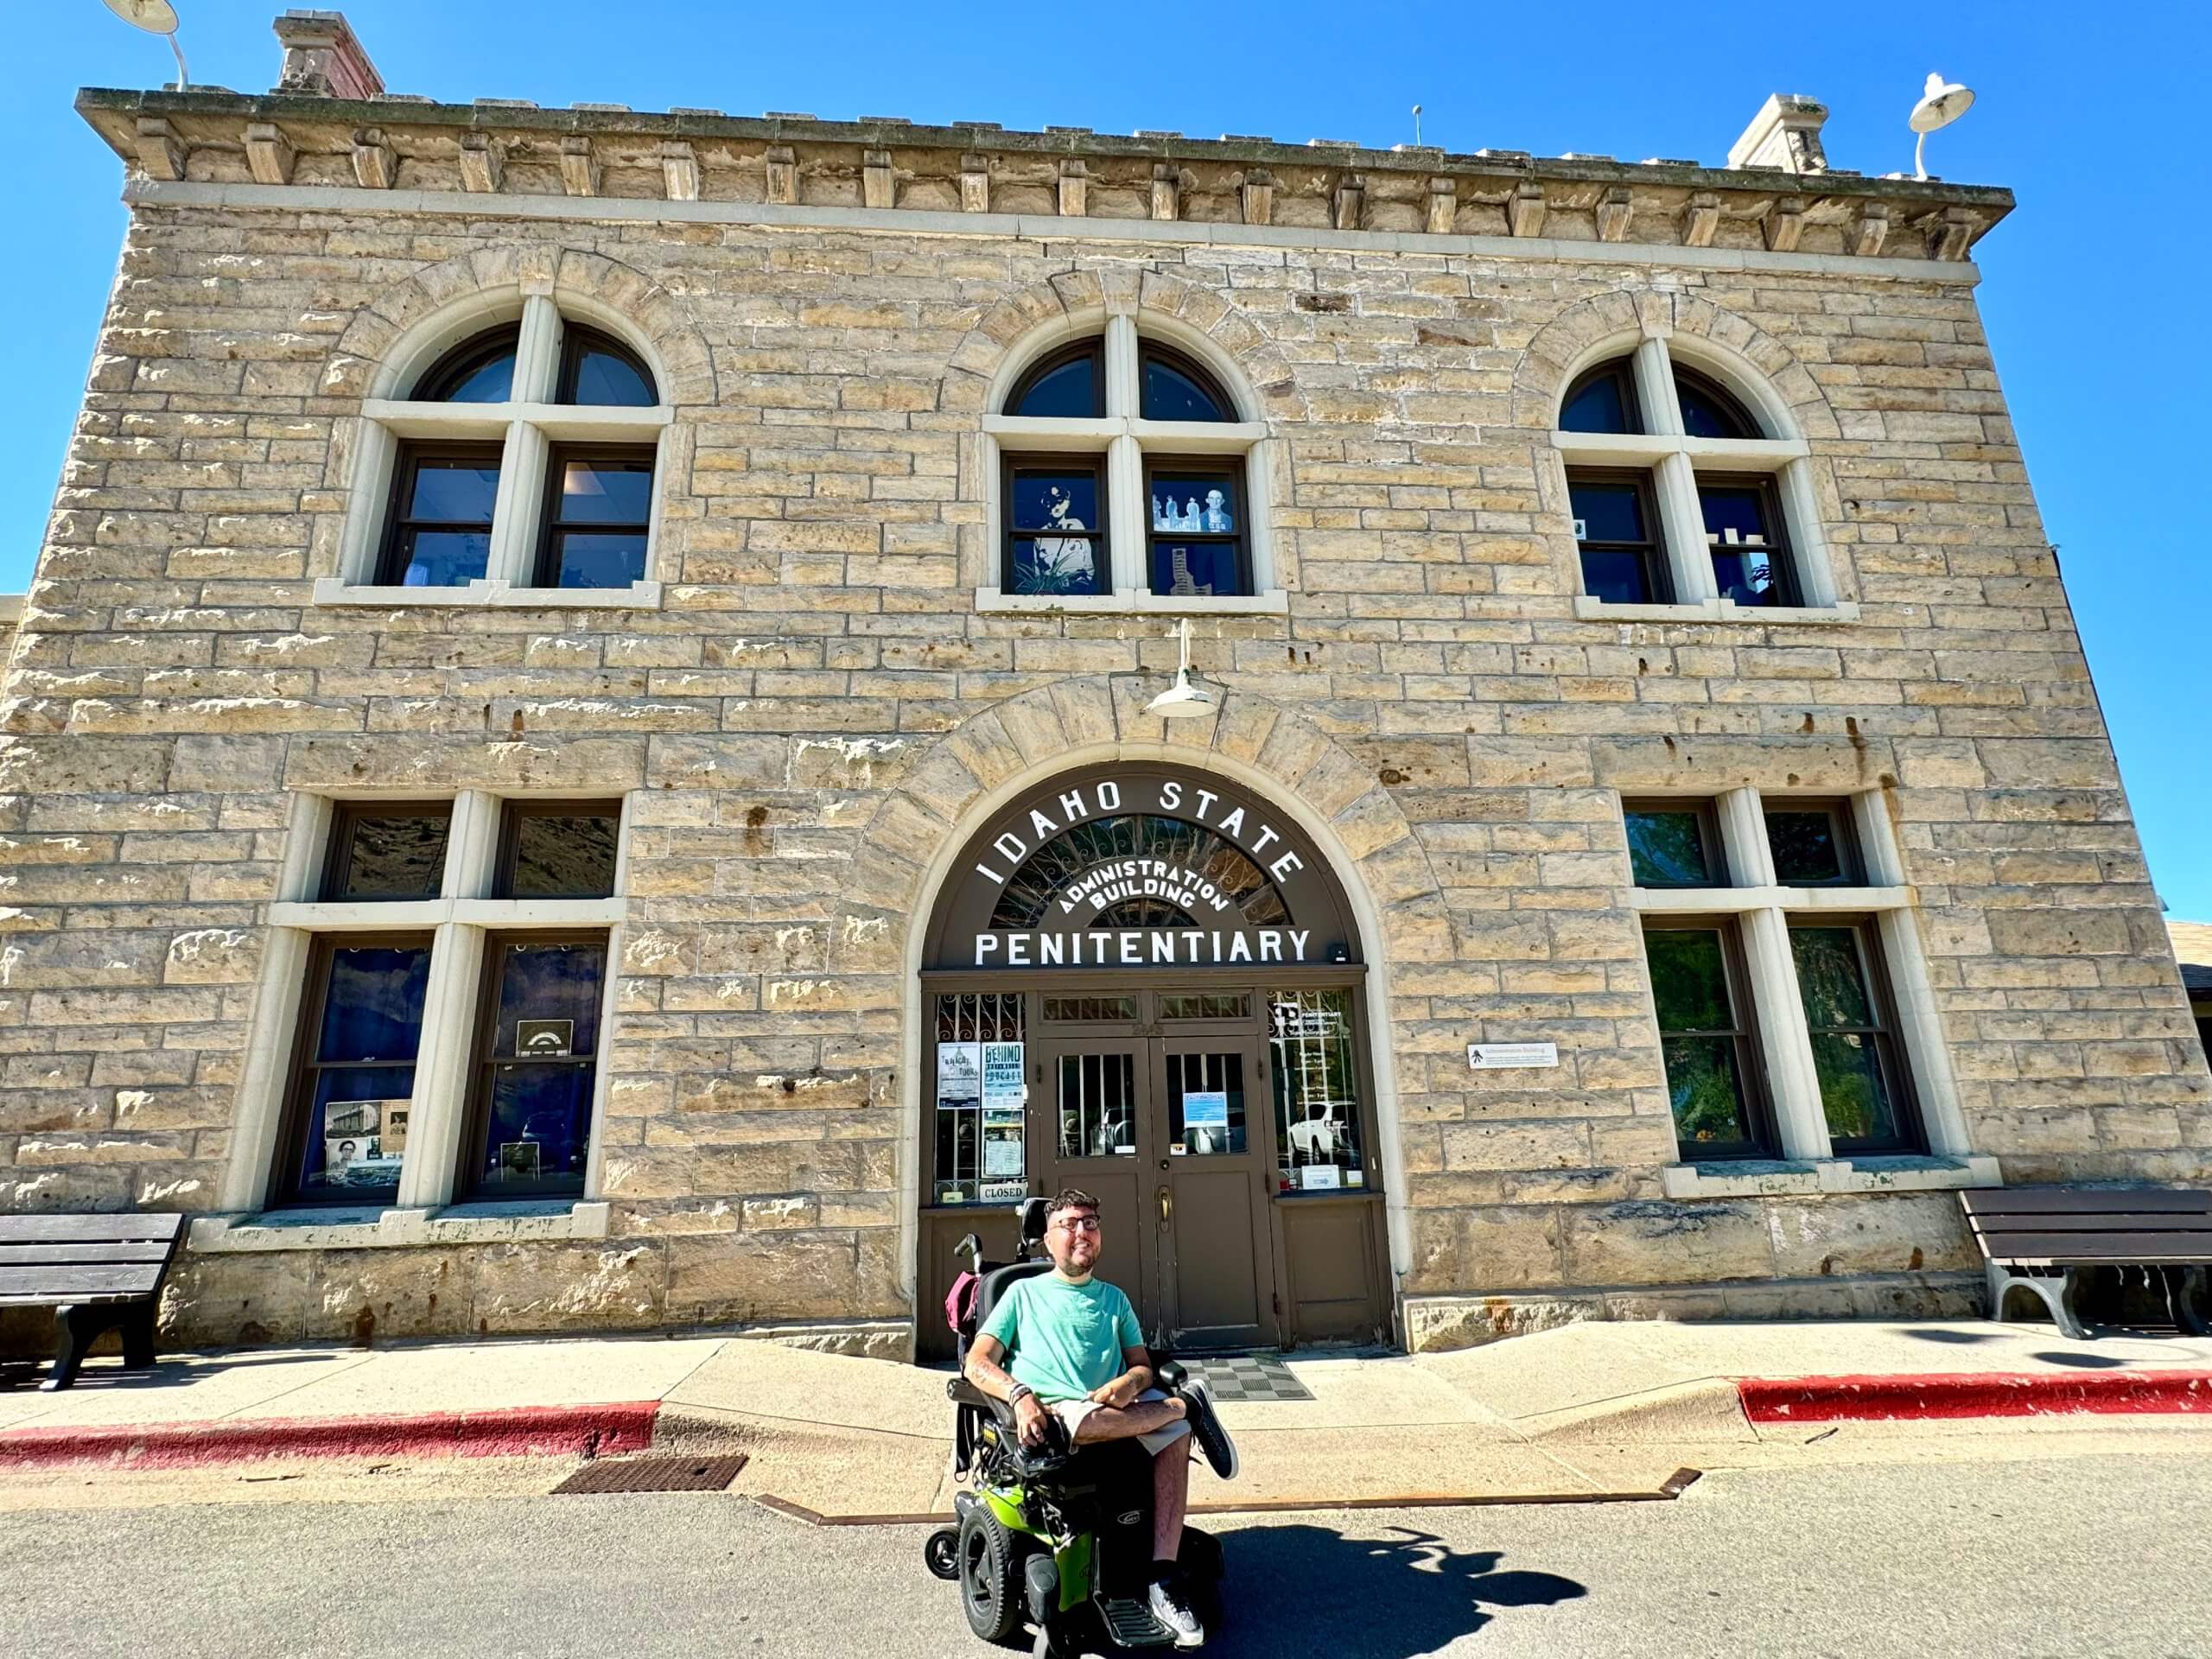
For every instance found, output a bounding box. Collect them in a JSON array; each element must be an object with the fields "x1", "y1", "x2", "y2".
[{"x1": 4, "y1": 1450, "x2": 2207, "y2": 1658}]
